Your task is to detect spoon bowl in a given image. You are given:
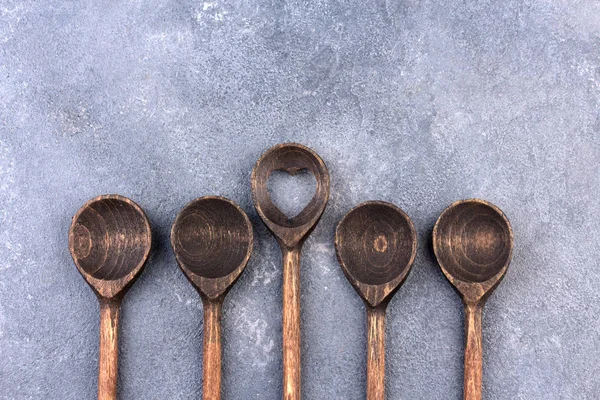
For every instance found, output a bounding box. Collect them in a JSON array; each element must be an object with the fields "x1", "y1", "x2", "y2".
[
  {"x1": 69, "y1": 194, "x2": 152, "y2": 298},
  {"x1": 171, "y1": 196, "x2": 253, "y2": 299},
  {"x1": 251, "y1": 143, "x2": 329, "y2": 248},
  {"x1": 433, "y1": 199, "x2": 513, "y2": 301},
  {"x1": 336, "y1": 201, "x2": 417, "y2": 307}
]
